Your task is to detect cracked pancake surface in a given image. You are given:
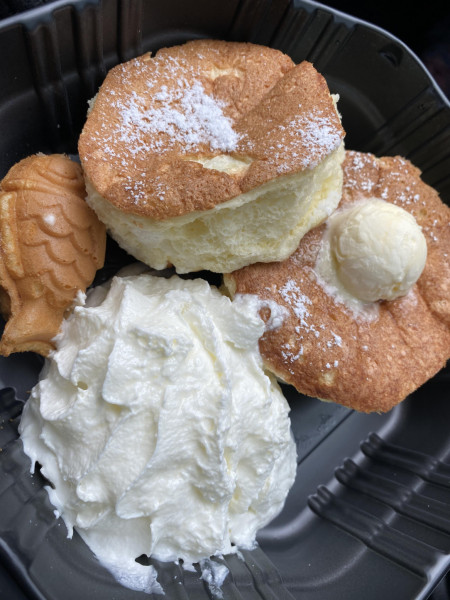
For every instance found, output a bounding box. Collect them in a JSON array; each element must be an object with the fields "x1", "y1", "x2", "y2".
[{"x1": 79, "y1": 39, "x2": 345, "y2": 273}]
